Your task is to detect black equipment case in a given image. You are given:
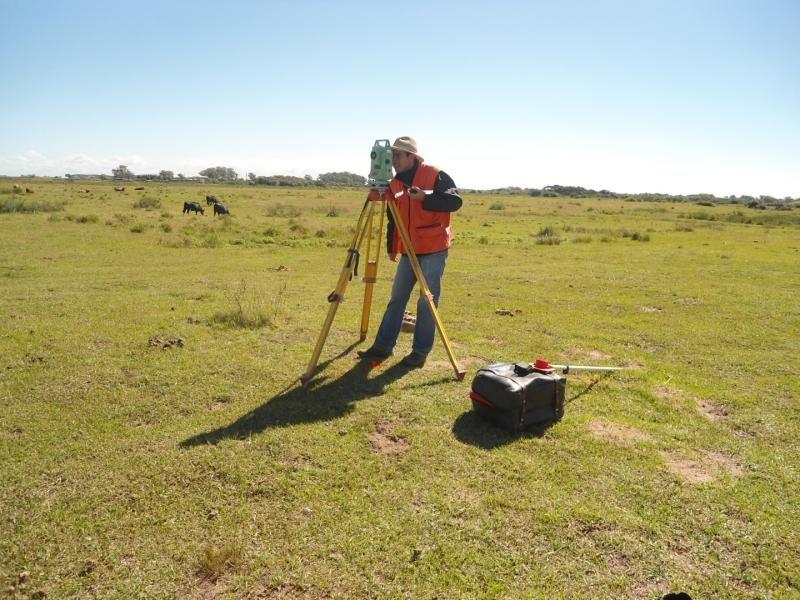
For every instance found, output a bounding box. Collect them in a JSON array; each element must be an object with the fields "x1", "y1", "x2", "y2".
[{"x1": 470, "y1": 363, "x2": 566, "y2": 432}]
